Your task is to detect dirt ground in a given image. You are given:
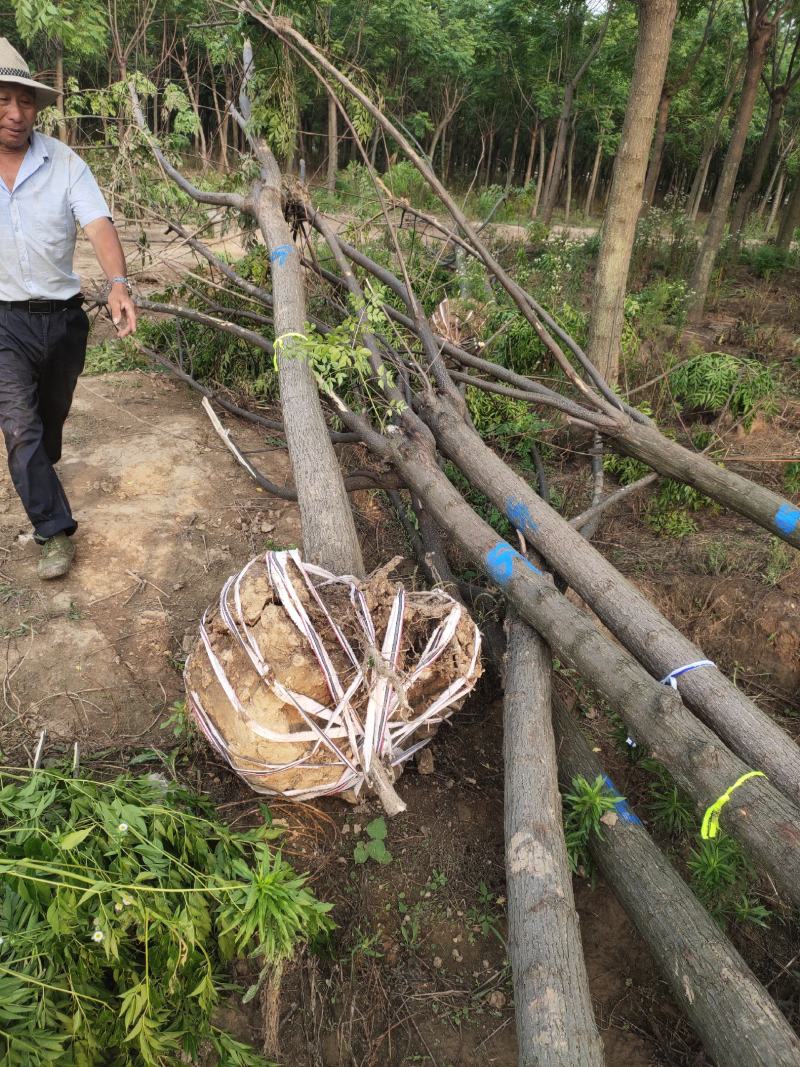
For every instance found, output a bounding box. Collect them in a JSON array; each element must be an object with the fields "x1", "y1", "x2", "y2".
[
  {"x1": 0, "y1": 369, "x2": 304, "y2": 755},
  {"x1": 0, "y1": 252, "x2": 799, "y2": 1065}
]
